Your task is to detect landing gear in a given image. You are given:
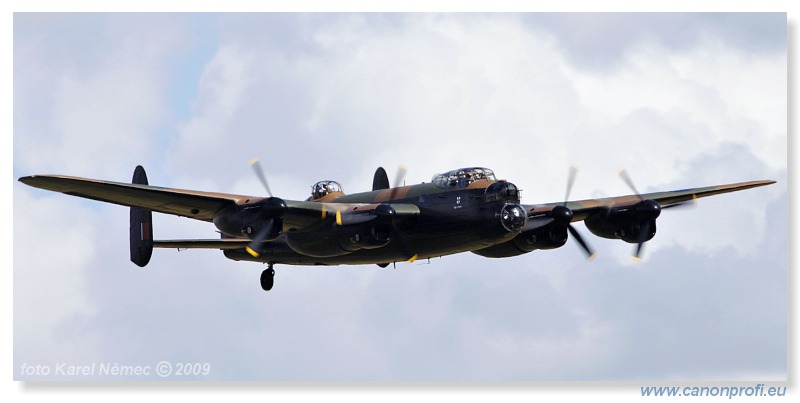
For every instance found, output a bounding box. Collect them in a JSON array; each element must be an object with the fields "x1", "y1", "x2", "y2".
[{"x1": 260, "y1": 264, "x2": 275, "y2": 291}]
